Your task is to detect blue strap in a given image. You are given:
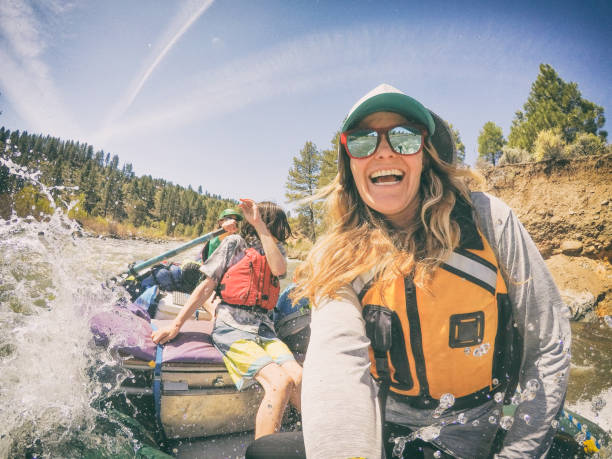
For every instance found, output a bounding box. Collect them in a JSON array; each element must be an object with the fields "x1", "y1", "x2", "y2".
[{"x1": 150, "y1": 323, "x2": 164, "y2": 433}]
